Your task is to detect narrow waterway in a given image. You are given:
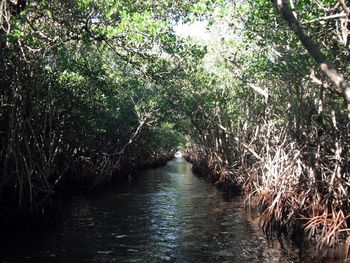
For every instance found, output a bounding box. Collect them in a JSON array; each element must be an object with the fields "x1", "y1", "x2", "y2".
[{"x1": 1, "y1": 157, "x2": 305, "y2": 263}]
